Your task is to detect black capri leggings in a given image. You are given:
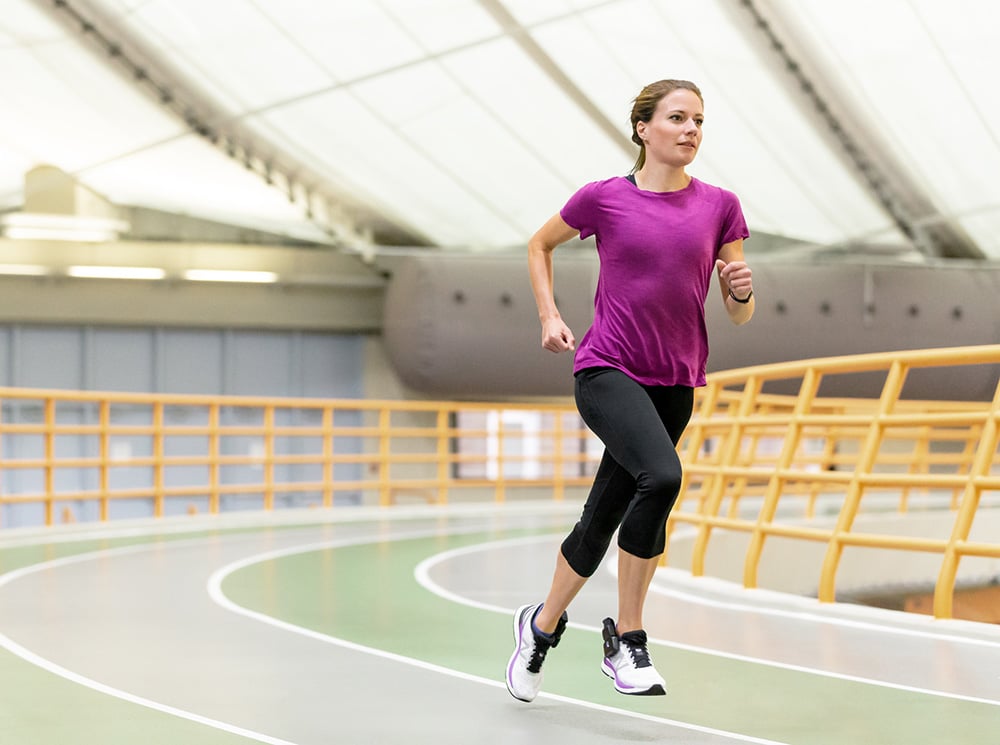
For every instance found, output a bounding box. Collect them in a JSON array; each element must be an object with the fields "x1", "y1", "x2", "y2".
[{"x1": 561, "y1": 367, "x2": 694, "y2": 577}]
